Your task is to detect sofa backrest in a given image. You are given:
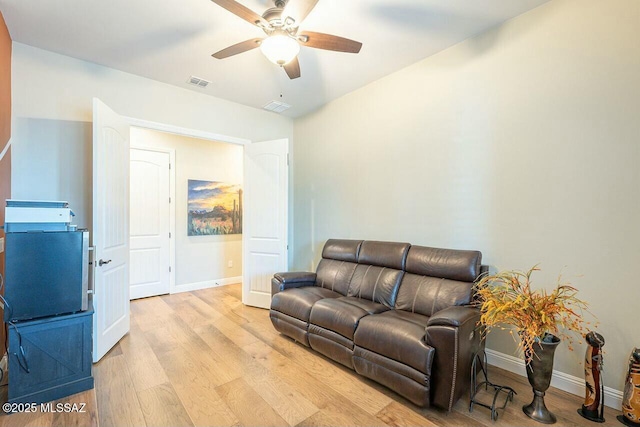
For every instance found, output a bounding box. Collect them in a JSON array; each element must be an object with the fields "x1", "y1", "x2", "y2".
[
  {"x1": 315, "y1": 239, "x2": 362, "y2": 295},
  {"x1": 395, "y1": 245, "x2": 482, "y2": 317},
  {"x1": 346, "y1": 241, "x2": 410, "y2": 308}
]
